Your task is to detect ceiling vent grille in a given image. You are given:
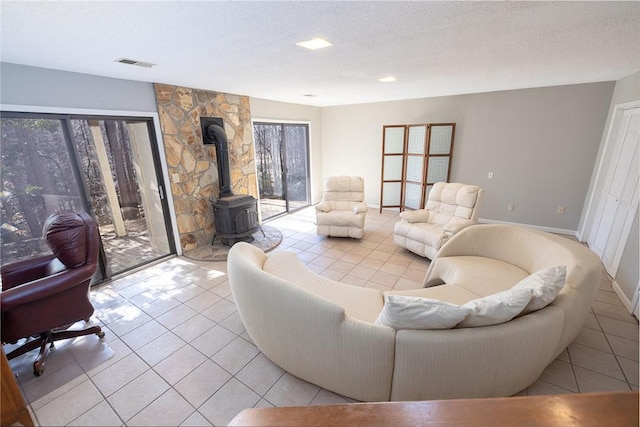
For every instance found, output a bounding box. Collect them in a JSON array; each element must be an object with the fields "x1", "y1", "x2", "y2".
[{"x1": 115, "y1": 58, "x2": 156, "y2": 68}]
